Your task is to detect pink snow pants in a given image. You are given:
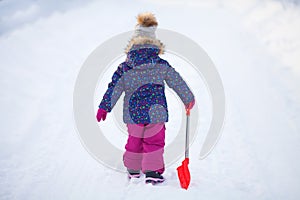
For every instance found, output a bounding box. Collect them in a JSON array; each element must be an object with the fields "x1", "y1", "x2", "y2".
[{"x1": 123, "y1": 123, "x2": 165, "y2": 174}]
